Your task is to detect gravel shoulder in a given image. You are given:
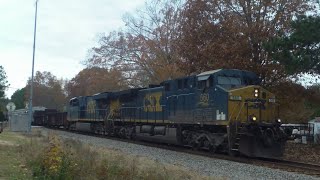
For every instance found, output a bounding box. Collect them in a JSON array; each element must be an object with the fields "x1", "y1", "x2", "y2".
[{"x1": 37, "y1": 127, "x2": 319, "y2": 180}]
